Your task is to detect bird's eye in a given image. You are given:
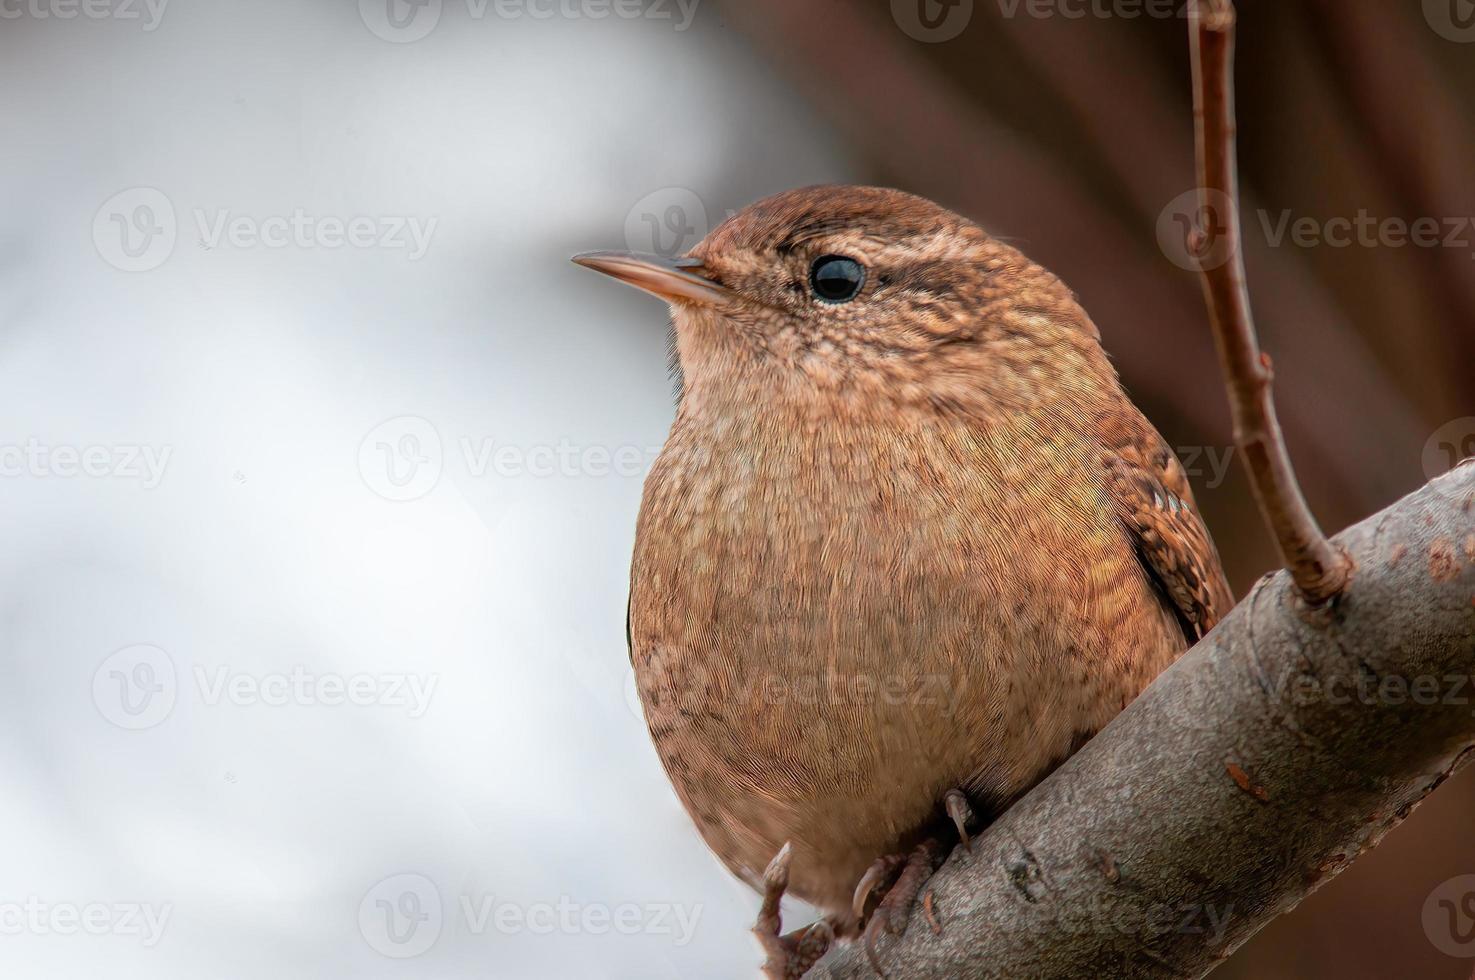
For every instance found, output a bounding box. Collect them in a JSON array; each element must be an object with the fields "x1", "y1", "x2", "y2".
[{"x1": 809, "y1": 255, "x2": 866, "y2": 304}]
